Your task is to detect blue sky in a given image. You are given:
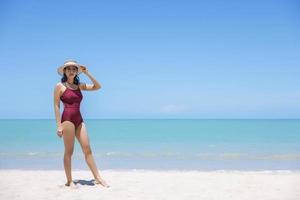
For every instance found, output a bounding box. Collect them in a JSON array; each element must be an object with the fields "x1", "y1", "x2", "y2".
[{"x1": 0, "y1": 0, "x2": 299, "y2": 119}]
